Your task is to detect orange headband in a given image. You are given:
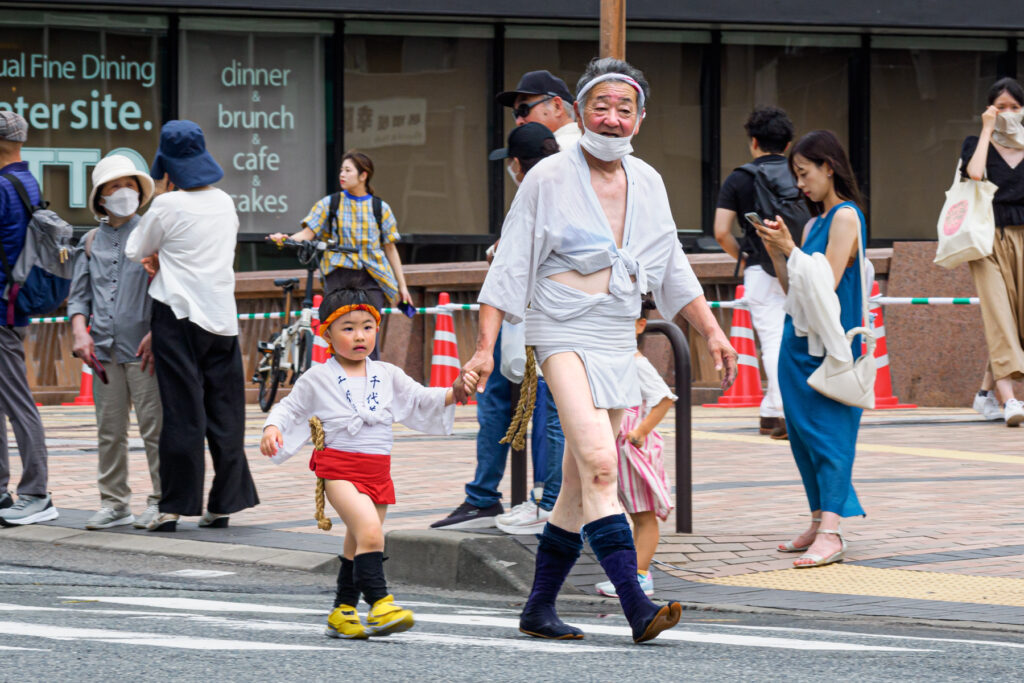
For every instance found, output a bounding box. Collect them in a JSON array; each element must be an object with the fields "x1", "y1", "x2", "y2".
[{"x1": 320, "y1": 304, "x2": 381, "y2": 338}]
